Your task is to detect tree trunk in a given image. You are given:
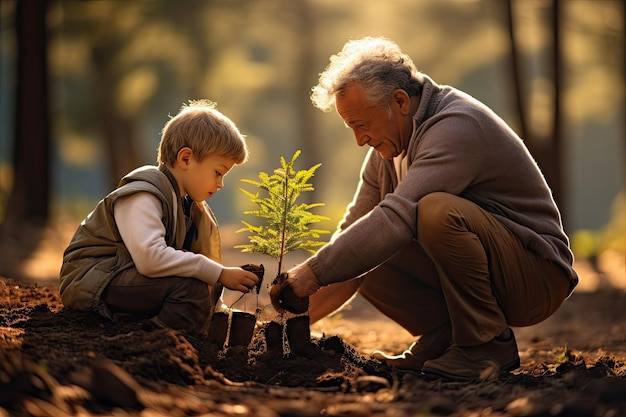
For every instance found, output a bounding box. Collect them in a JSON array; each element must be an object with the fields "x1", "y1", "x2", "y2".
[
  {"x1": 293, "y1": 0, "x2": 319, "y2": 204},
  {"x1": 504, "y1": 0, "x2": 565, "y2": 227},
  {"x1": 504, "y1": 0, "x2": 528, "y2": 141},
  {"x1": 3, "y1": 0, "x2": 51, "y2": 226},
  {"x1": 549, "y1": 0, "x2": 565, "y2": 226}
]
